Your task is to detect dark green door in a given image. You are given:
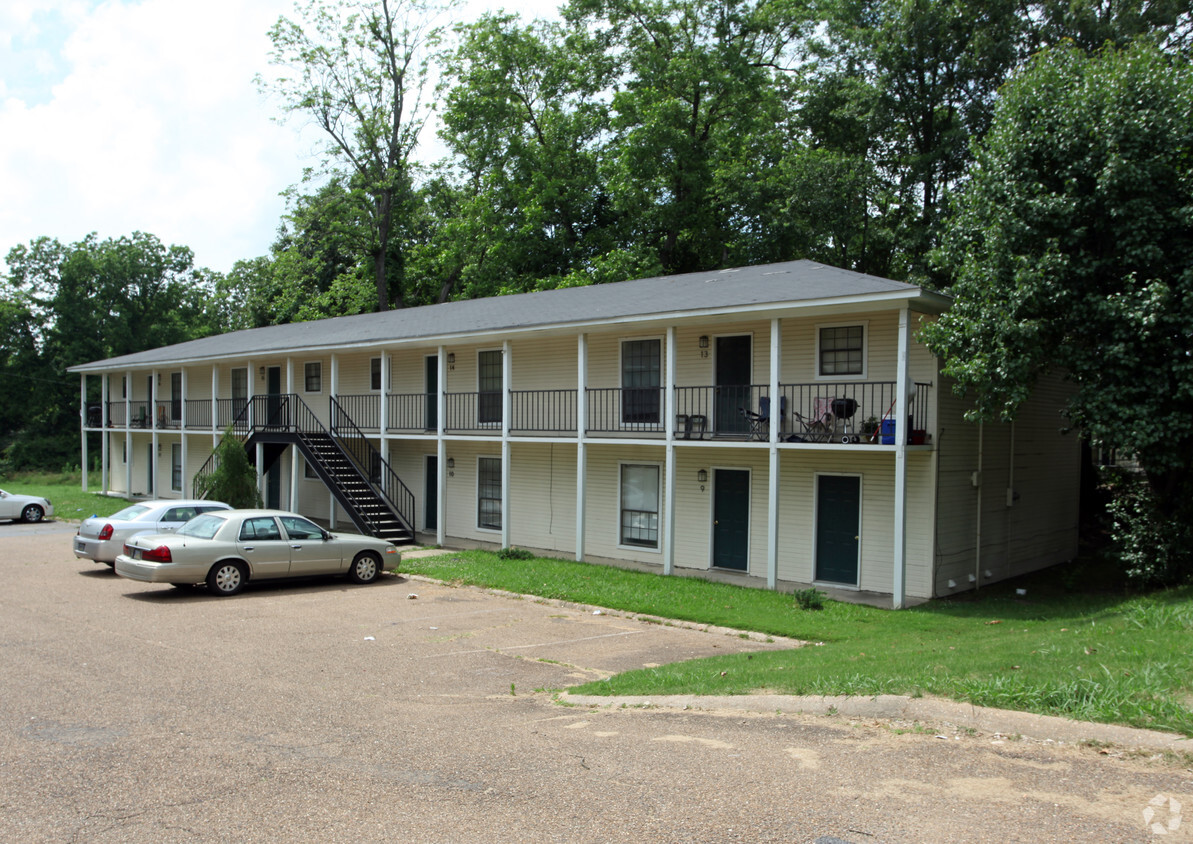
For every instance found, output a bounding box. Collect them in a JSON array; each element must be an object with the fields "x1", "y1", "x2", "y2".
[
  {"x1": 715, "y1": 336, "x2": 751, "y2": 435},
  {"x1": 425, "y1": 356, "x2": 438, "y2": 430},
  {"x1": 266, "y1": 366, "x2": 284, "y2": 428},
  {"x1": 266, "y1": 460, "x2": 282, "y2": 510},
  {"x1": 815, "y1": 475, "x2": 860, "y2": 585},
  {"x1": 425, "y1": 455, "x2": 438, "y2": 531},
  {"x1": 712, "y1": 469, "x2": 750, "y2": 570}
]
